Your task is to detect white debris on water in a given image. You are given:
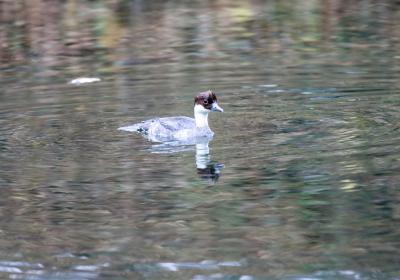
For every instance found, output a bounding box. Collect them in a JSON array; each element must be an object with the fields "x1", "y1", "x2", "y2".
[
  {"x1": 69, "y1": 77, "x2": 101, "y2": 85},
  {"x1": 0, "y1": 266, "x2": 22, "y2": 273},
  {"x1": 158, "y1": 260, "x2": 243, "y2": 272},
  {"x1": 259, "y1": 84, "x2": 278, "y2": 88},
  {"x1": 74, "y1": 265, "x2": 99, "y2": 272}
]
